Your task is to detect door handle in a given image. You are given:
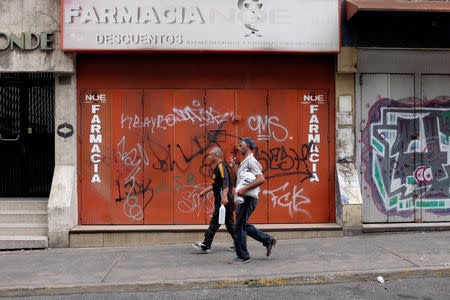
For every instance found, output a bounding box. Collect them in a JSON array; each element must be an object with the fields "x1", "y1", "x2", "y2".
[{"x1": 0, "y1": 133, "x2": 20, "y2": 141}]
